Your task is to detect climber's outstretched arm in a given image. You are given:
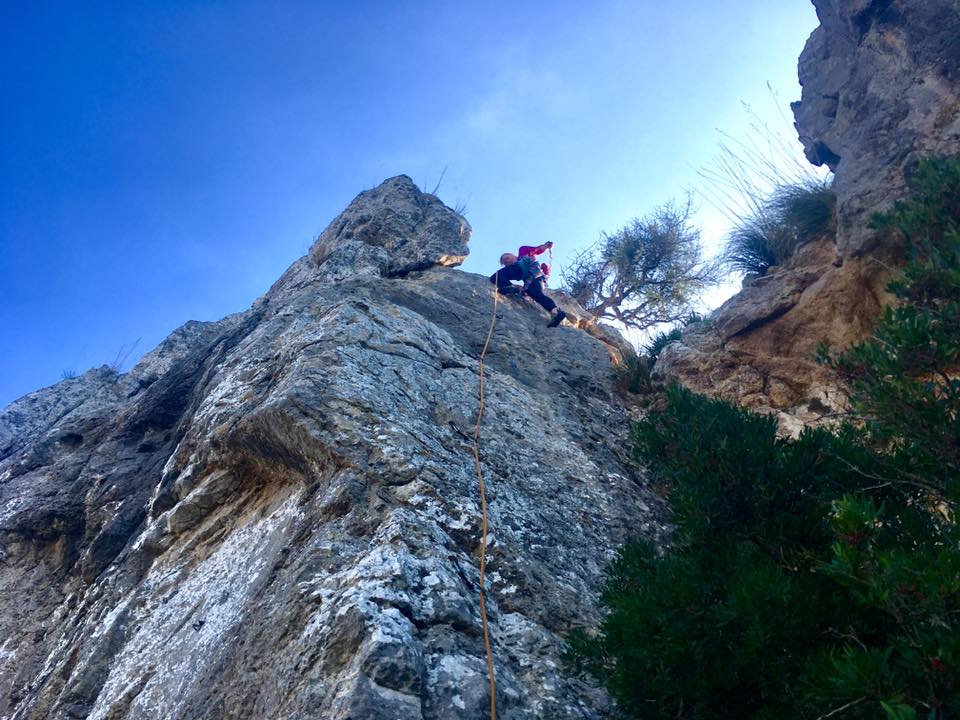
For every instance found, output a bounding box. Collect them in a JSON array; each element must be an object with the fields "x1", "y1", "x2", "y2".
[{"x1": 518, "y1": 241, "x2": 554, "y2": 258}]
